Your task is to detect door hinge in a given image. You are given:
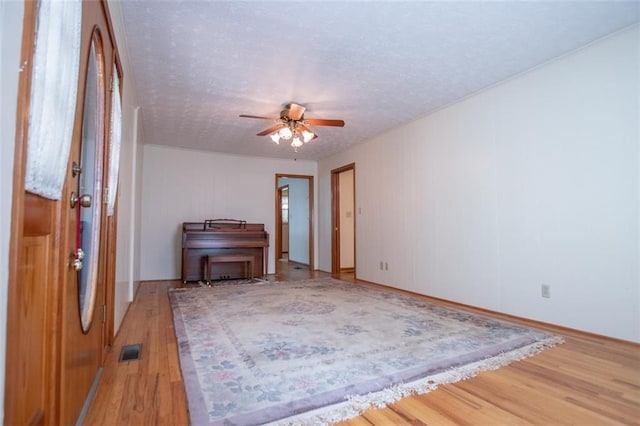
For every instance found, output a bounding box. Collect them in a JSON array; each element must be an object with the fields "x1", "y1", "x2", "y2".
[
  {"x1": 101, "y1": 305, "x2": 107, "y2": 323},
  {"x1": 103, "y1": 187, "x2": 109, "y2": 204},
  {"x1": 109, "y1": 76, "x2": 114, "y2": 92}
]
